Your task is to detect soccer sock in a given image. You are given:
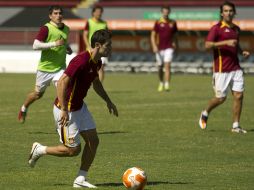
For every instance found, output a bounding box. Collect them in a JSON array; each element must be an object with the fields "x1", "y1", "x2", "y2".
[
  {"x1": 21, "y1": 105, "x2": 27, "y2": 112},
  {"x1": 75, "y1": 170, "x2": 88, "y2": 182},
  {"x1": 233, "y1": 122, "x2": 239, "y2": 129},
  {"x1": 37, "y1": 145, "x2": 47, "y2": 155},
  {"x1": 78, "y1": 170, "x2": 87, "y2": 177},
  {"x1": 202, "y1": 110, "x2": 208, "y2": 117},
  {"x1": 165, "y1": 81, "x2": 169, "y2": 86}
]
